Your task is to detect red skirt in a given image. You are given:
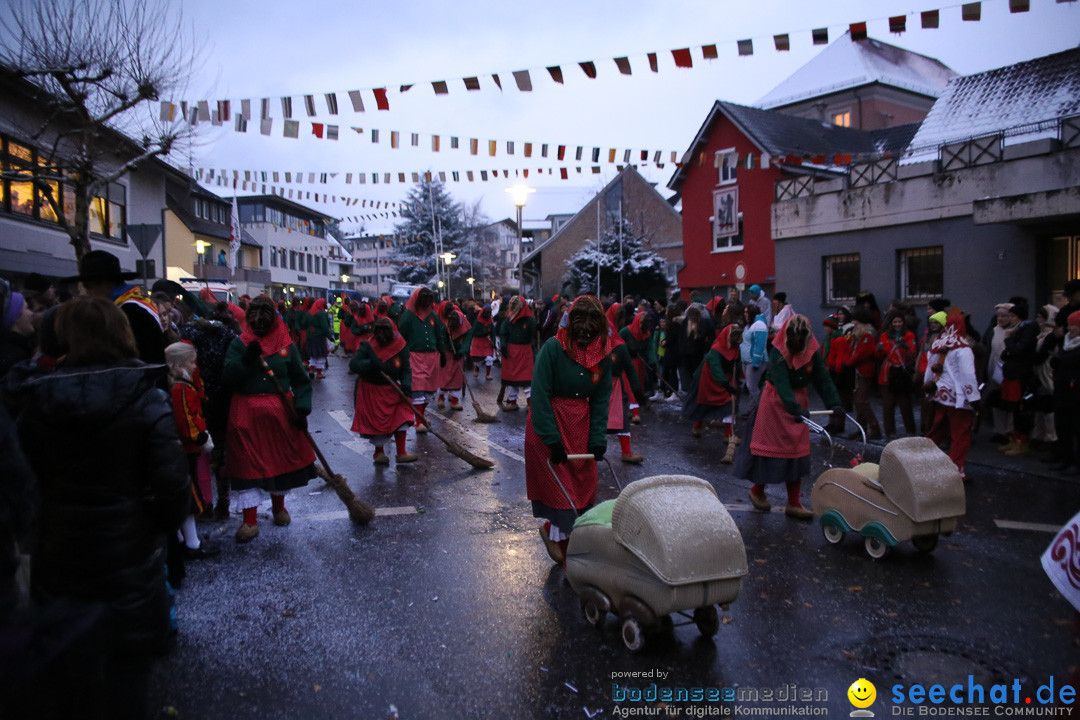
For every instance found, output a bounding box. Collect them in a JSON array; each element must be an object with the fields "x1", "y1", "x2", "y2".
[
  {"x1": 344, "y1": 328, "x2": 368, "y2": 354},
  {"x1": 411, "y1": 350, "x2": 441, "y2": 392},
  {"x1": 437, "y1": 356, "x2": 464, "y2": 390},
  {"x1": 502, "y1": 343, "x2": 534, "y2": 384},
  {"x1": 749, "y1": 383, "x2": 809, "y2": 459},
  {"x1": 607, "y1": 374, "x2": 631, "y2": 431},
  {"x1": 352, "y1": 380, "x2": 416, "y2": 437},
  {"x1": 697, "y1": 367, "x2": 732, "y2": 406},
  {"x1": 470, "y1": 335, "x2": 494, "y2": 358},
  {"x1": 632, "y1": 357, "x2": 646, "y2": 387},
  {"x1": 225, "y1": 393, "x2": 316, "y2": 485},
  {"x1": 525, "y1": 397, "x2": 596, "y2": 510}
]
